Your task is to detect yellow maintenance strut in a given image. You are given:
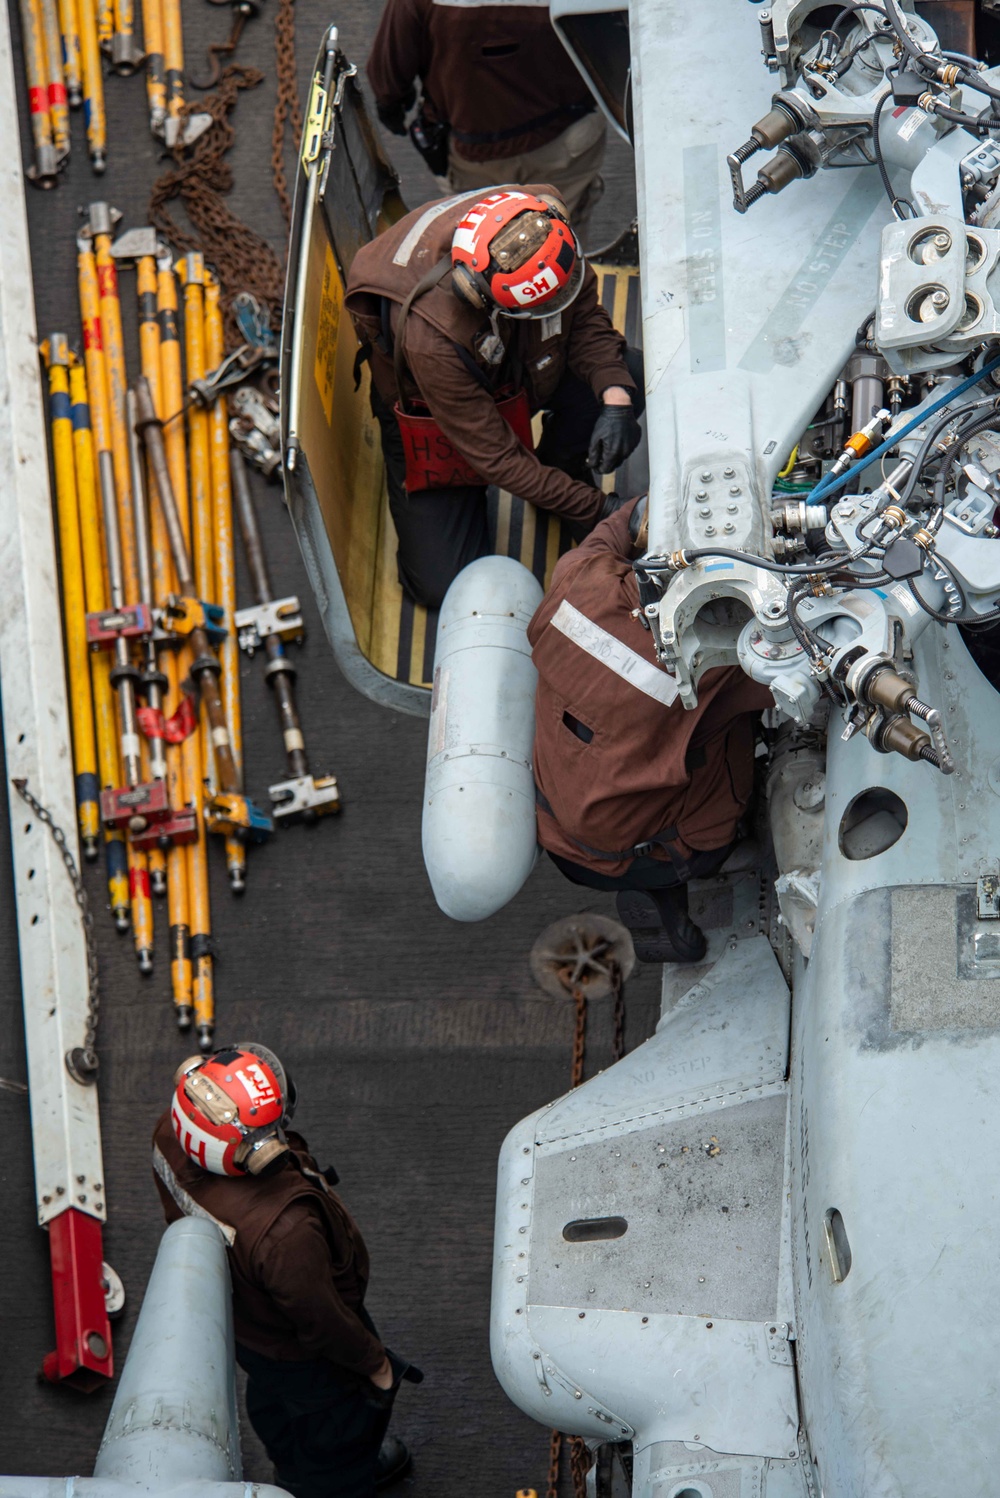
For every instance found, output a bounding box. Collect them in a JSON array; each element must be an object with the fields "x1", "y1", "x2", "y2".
[
  {"x1": 205, "y1": 270, "x2": 247, "y2": 894},
  {"x1": 42, "y1": 334, "x2": 100, "y2": 862},
  {"x1": 67, "y1": 353, "x2": 131, "y2": 933},
  {"x1": 76, "y1": 219, "x2": 155, "y2": 972},
  {"x1": 78, "y1": 0, "x2": 107, "y2": 173},
  {"x1": 178, "y1": 252, "x2": 218, "y2": 1049},
  {"x1": 57, "y1": 0, "x2": 82, "y2": 108},
  {"x1": 18, "y1": 0, "x2": 60, "y2": 184}
]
